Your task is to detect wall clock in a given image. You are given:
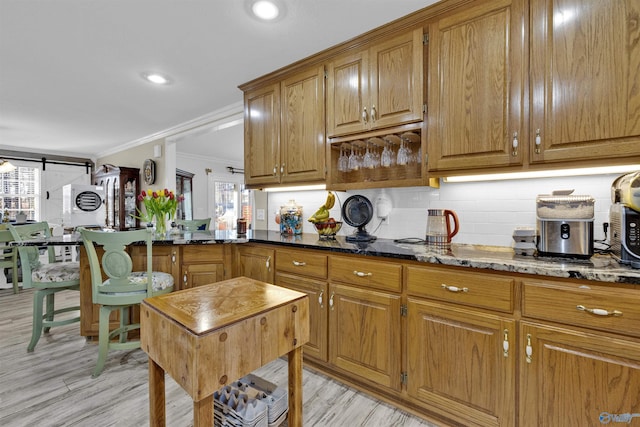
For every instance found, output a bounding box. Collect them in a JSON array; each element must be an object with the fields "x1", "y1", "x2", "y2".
[
  {"x1": 341, "y1": 194, "x2": 377, "y2": 242},
  {"x1": 143, "y1": 159, "x2": 155, "y2": 185}
]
